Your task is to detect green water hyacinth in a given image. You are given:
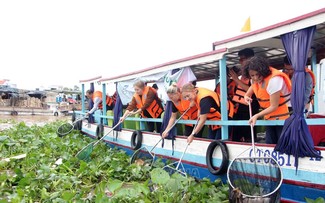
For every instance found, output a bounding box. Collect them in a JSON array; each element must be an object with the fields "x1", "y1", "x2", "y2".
[{"x1": 0, "y1": 119, "x2": 230, "y2": 202}]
